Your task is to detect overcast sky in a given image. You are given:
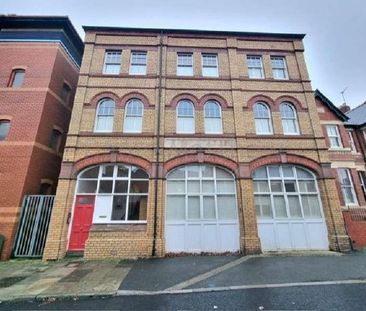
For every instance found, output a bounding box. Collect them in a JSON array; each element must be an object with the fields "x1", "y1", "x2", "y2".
[{"x1": 2, "y1": 0, "x2": 365, "y2": 108}]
